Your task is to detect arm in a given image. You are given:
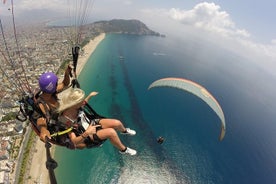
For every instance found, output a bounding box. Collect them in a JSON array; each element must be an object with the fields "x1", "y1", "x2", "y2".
[
  {"x1": 68, "y1": 131, "x2": 88, "y2": 145},
  {"x1": 84, "y1": 92, "x2": 98, "y2": 103},
  {"x1": 37, "y1": 117, "x2": 50, "y2": 142},
  {"x1": 68, "y1": 124, "x2": 100, "y2": 145},
  {"x1": 56, "y1": 64, "x2": 72, "y2": 92},
  {"x1": 37, "y1": 103, "x2": 51, "y2": 142}
]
